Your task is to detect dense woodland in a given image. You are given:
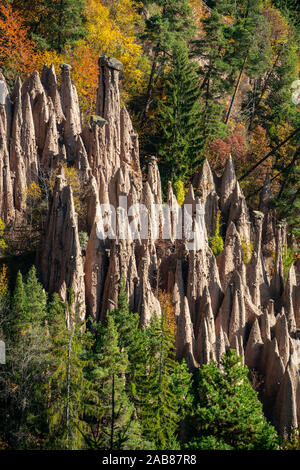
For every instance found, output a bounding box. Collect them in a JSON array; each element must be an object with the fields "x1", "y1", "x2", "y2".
[{"x1": 0, "y1": 0, "x2": 300, "y2": 450}]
